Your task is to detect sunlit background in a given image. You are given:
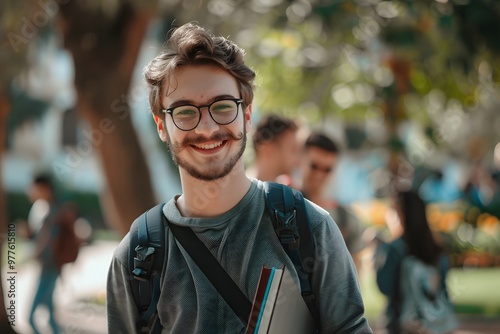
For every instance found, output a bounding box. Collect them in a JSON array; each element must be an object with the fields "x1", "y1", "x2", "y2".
[{"x1": 1, "y1": 0, "x2": 500, "y2": 333}]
